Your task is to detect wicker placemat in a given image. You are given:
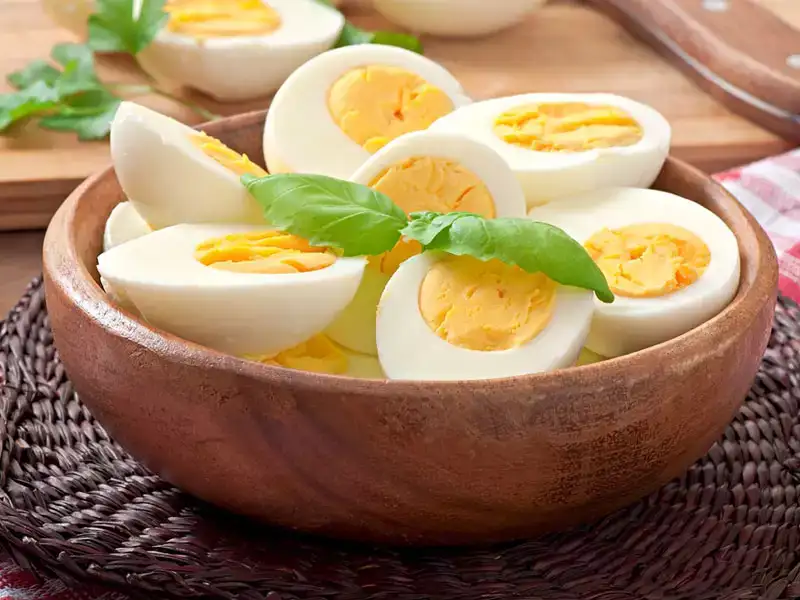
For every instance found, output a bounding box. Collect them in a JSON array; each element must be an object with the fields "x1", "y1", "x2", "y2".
[{"x1": 2, "y1": 277, "x2": 800, "y2": 599}]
